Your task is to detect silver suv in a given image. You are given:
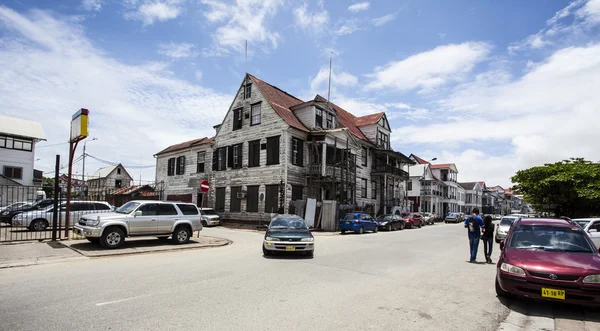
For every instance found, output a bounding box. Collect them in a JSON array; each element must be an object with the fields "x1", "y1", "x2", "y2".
[{"x1": 73, "y1": 200, "x2": 202, "y2": 249}]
